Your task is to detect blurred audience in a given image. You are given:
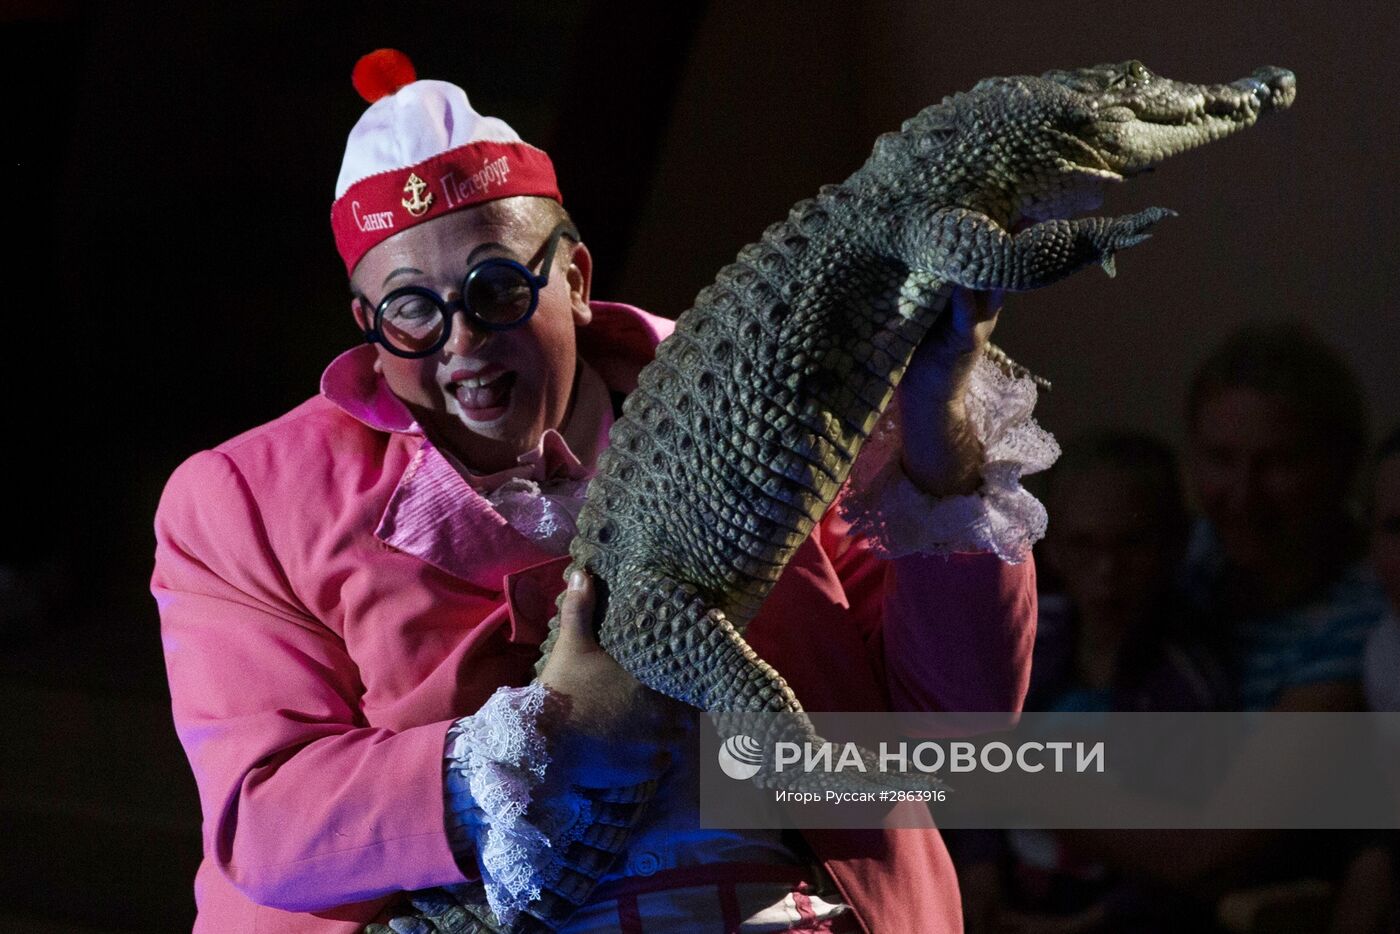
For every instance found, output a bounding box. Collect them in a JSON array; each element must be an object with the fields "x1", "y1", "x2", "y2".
[
  {"x1": 957, "y1": 323, "x2": 1398, "y2": 933},
  {"x1": 1326, "y1": 427, "x2": 1400, "y2": 934},
  {"x1": 1078, "y1": 324, "x2": 1390, "y2": 929},
  {"x1": 1030, "y1": 432, "x2": 1226, "y2": 714},
  {"x1": 1182, "y1": 322, "x2": 1385, "y2": 713},
  {"x1": 955, "y1": 431, "x2": 1225, "y2": 933}
]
